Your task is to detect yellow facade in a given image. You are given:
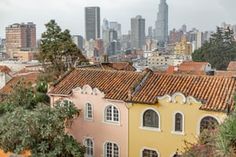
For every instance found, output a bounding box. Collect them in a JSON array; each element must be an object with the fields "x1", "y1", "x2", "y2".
[
  {"x1": 174, "y1": 36, "x2": 192, "y2": 55},
  {"x1": 129, "y1": 93, "x2": 226, "y2": 157}
]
